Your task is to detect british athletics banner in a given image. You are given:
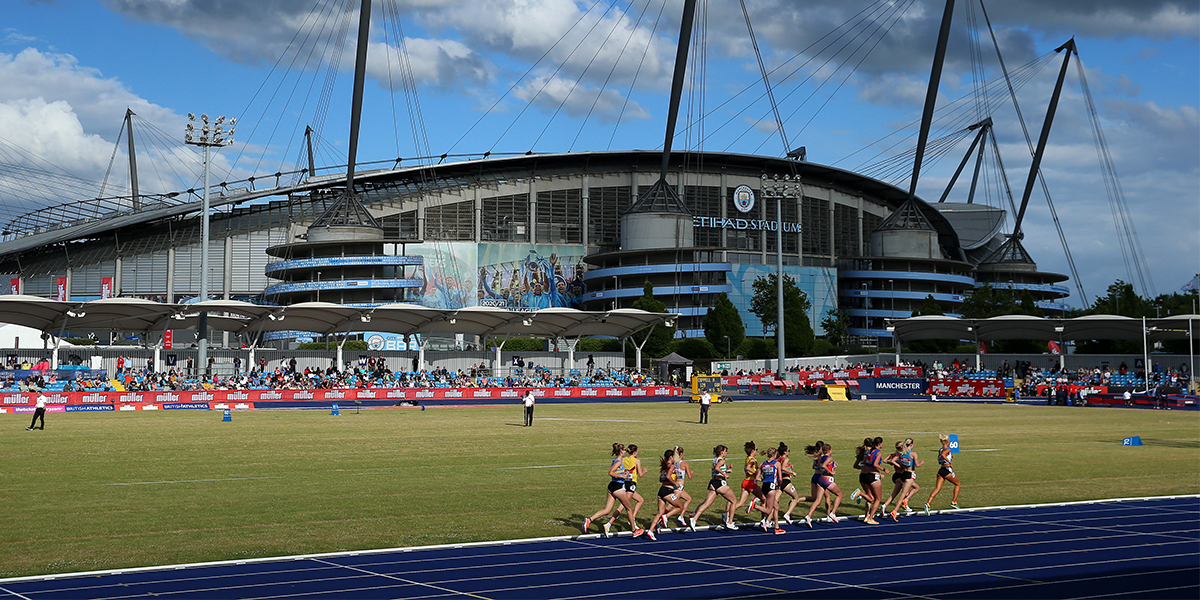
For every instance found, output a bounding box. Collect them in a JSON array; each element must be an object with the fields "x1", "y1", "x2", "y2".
[
  {"x1": 0, "y1": 386, "x2": 683, "y2": 407},
  {"x1": 927, "y1": 379, "x2": 1006, "y2": 397}
]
